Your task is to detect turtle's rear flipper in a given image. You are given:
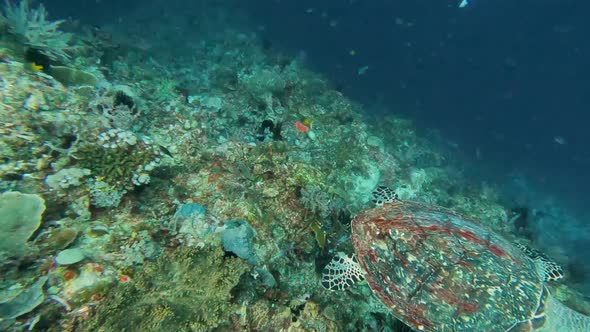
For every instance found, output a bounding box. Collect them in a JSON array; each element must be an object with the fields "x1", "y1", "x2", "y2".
[
  {"x1": 515, "y1": 243, "x2": 564, "y2": 281},
  {"x1": 321, "y1": 252, "x2": 365, "y2": 291}
]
